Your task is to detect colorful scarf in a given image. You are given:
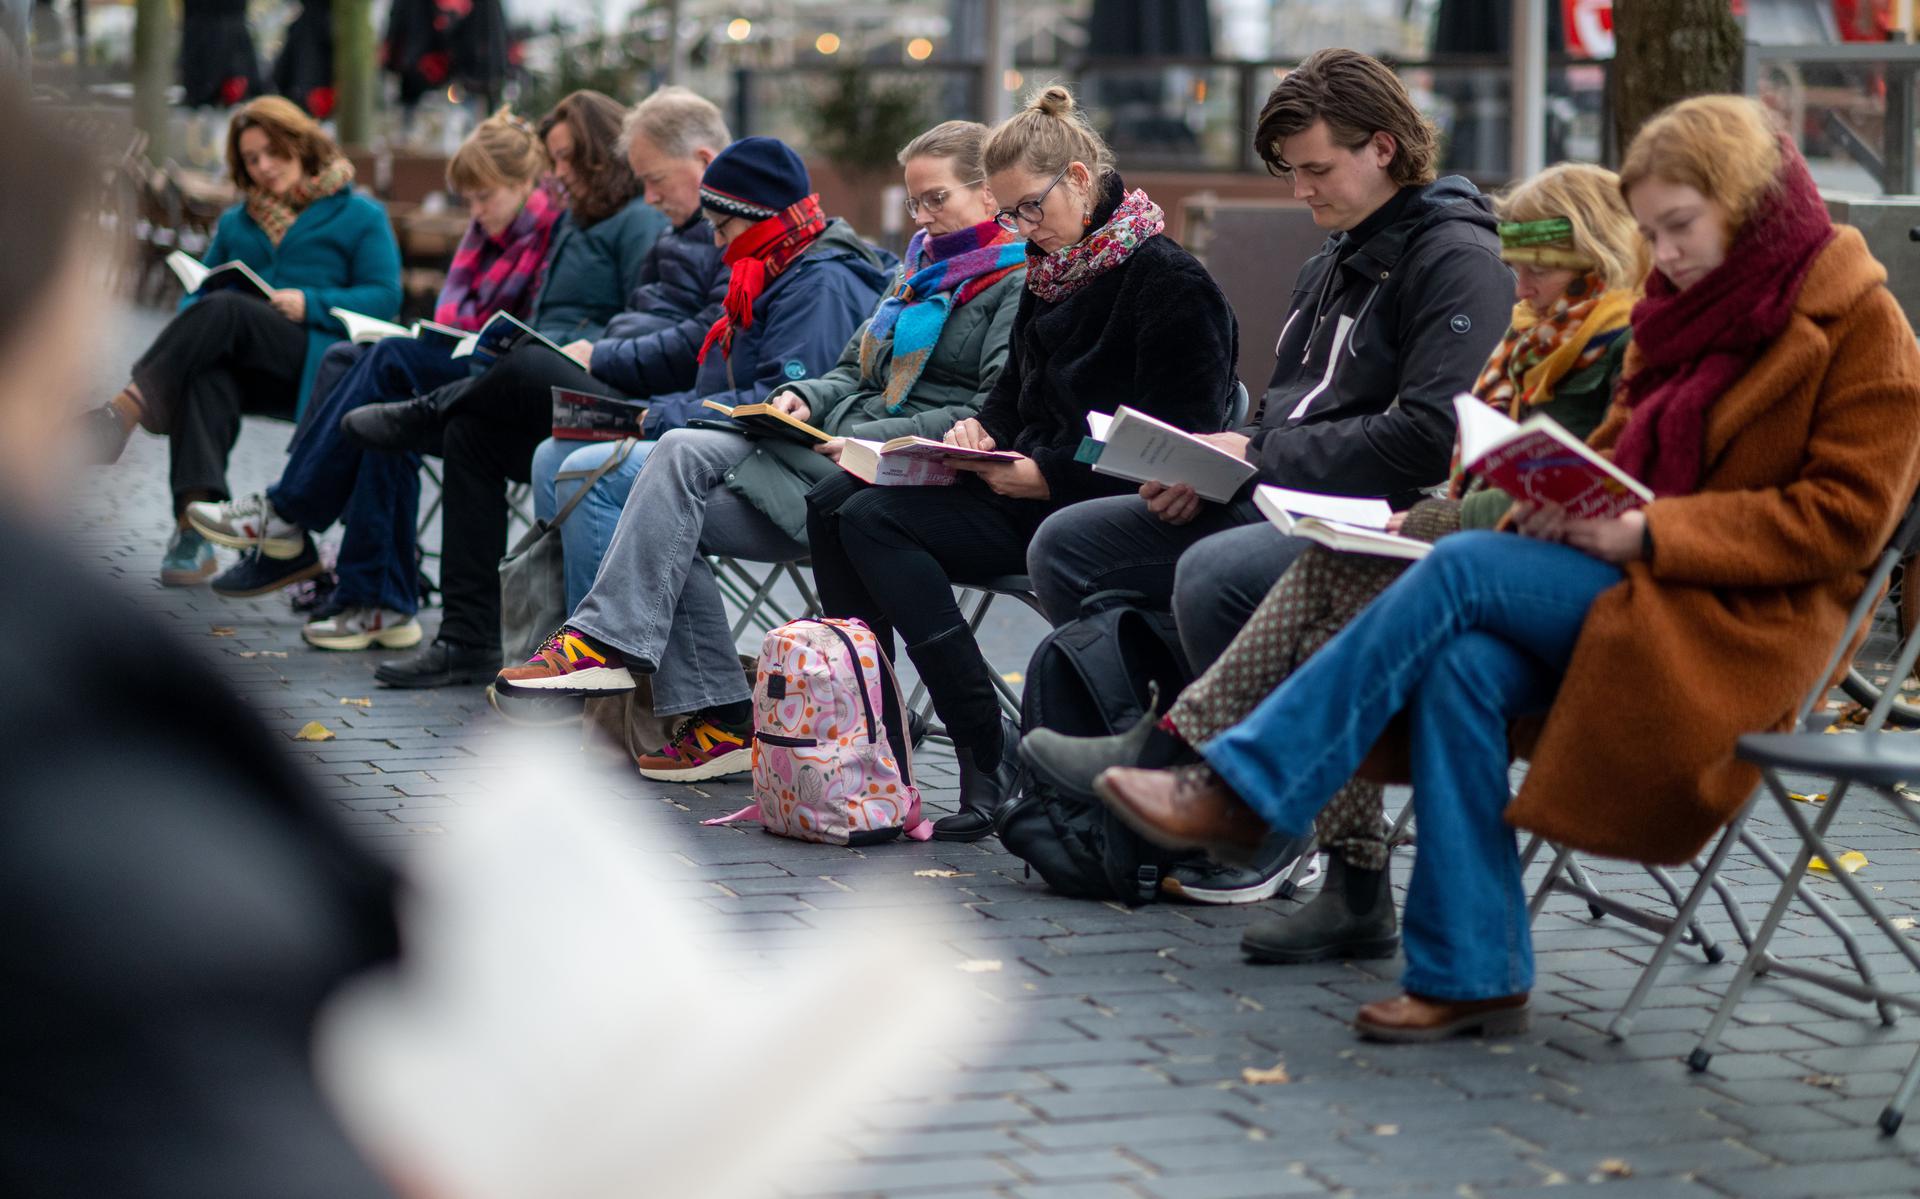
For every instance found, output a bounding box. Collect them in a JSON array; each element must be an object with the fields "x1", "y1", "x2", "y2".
[
  {"x1": 1612, "y1": 136, "x2": 1835, "y2": 497},
  {"x1": 434, "y1": 181, "x2": 564, "y2": 331},
  {"x1": 1472, "y1": 274, "x2": 1633, "y2": 417},
  {"x1": 1024, "y1": 187, "x2": 1165, "y2": 303},
  {"x1": 697, "y1": 194, "x2": 828, "y2": 363},
  {"x1": 860, "y1": 220, "x2": 1026, "y2": 413},
  {"x1": 246, "y1": 156, "x2": 354, "y2": 246}
]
